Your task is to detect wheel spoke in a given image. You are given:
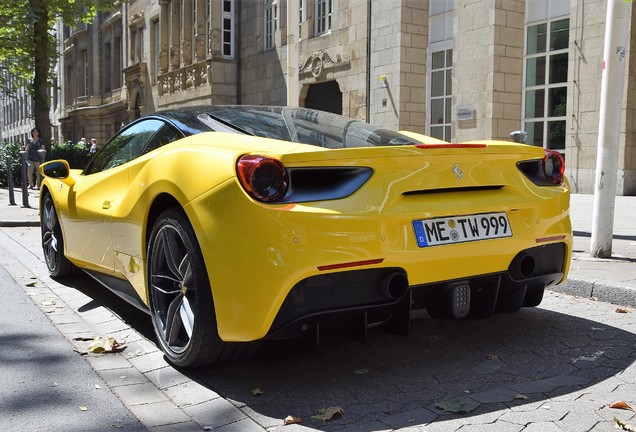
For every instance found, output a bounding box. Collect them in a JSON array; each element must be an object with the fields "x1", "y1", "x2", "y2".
[
  {"x1": 180, "y1": 296, "x2": 195, "y2": 338},
  {"x1": 164, "y1": 293, "x2": 185, "y2": 346},
  {"x1": 161, "y1": 228, "x2": 185, "y2": 280}
]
